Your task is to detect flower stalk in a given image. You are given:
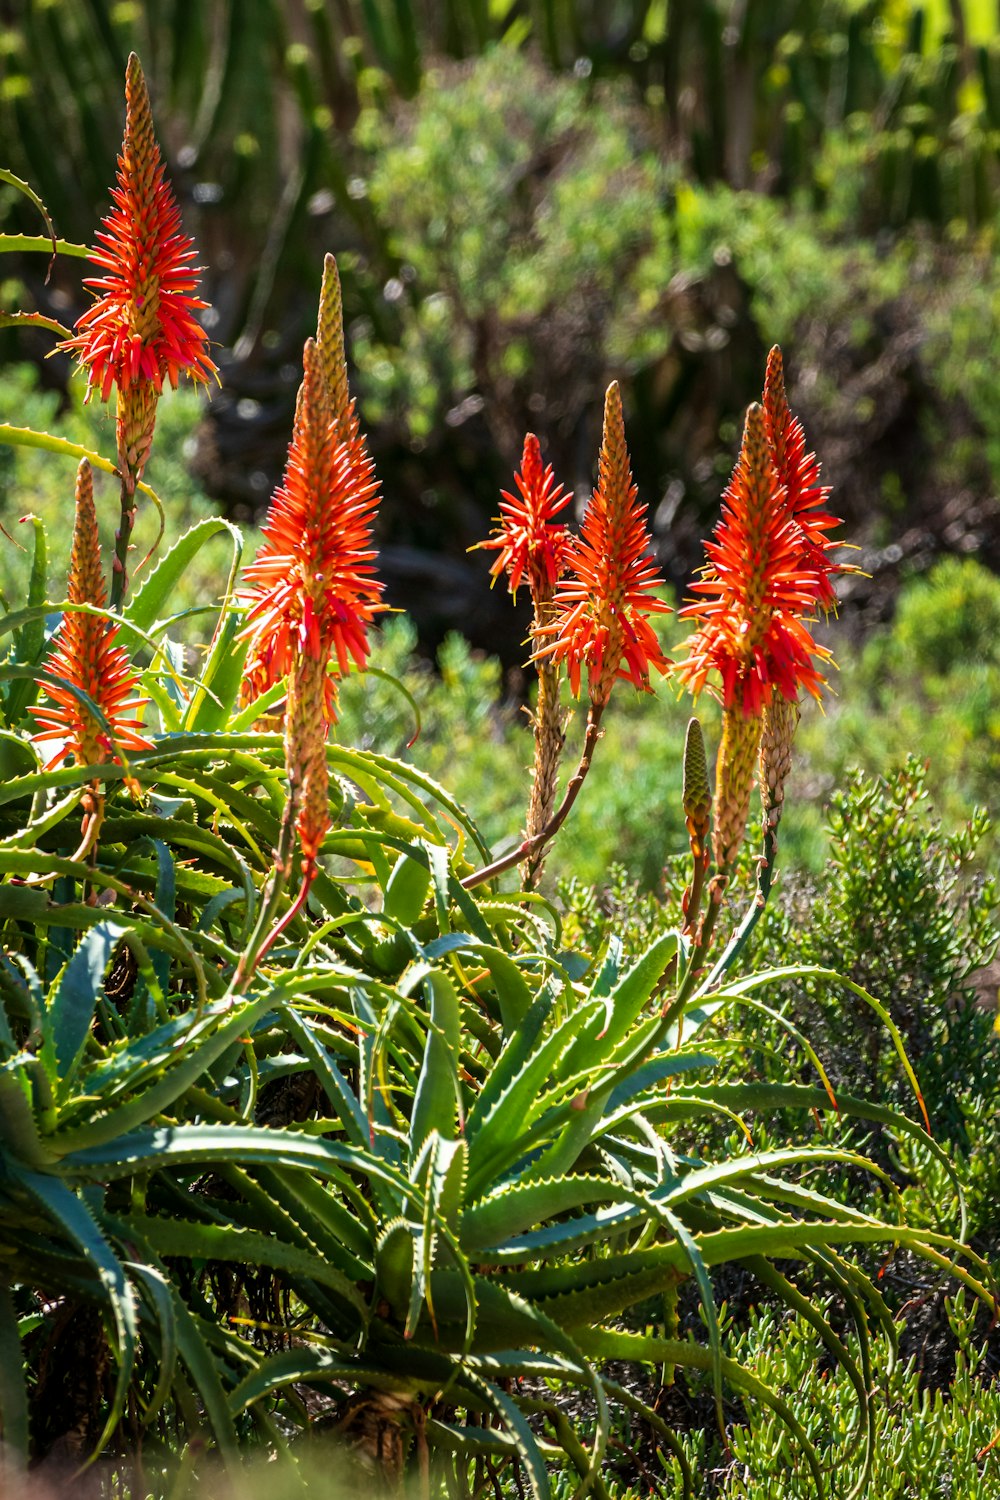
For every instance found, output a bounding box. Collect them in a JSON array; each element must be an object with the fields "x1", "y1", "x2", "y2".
[
  {"x1": 670, "y1": 350, "x2": 844, "y2": 997},
  {"x1": 60, "y1": 54, "x2": 216, "y2": 607},
  {"x1": 461, "y1": 700, "x2": 606, "y2": 890},
  {"x1": 466, "y1": 383, "x2": 668, "y2": 887},
  {"x1": 31, "y1": 459, "x2": 151, "y2": 862},
  {"x1": 477, "y1": 430, "x2": 573, "y2": 887},
  {"x1": 234, "y1": 258, "x2": 383, "y2": 987}
]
